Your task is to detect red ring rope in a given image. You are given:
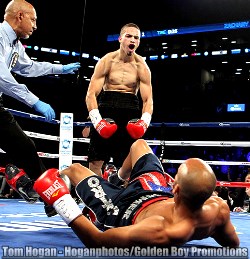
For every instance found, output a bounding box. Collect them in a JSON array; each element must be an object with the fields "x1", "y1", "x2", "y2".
[
  {"x1": 1, "y1": 167, "x2": 250, "y2": 188},
  {"x1": 216, "y1": 181, "x2": 250, "y2": 188}
]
